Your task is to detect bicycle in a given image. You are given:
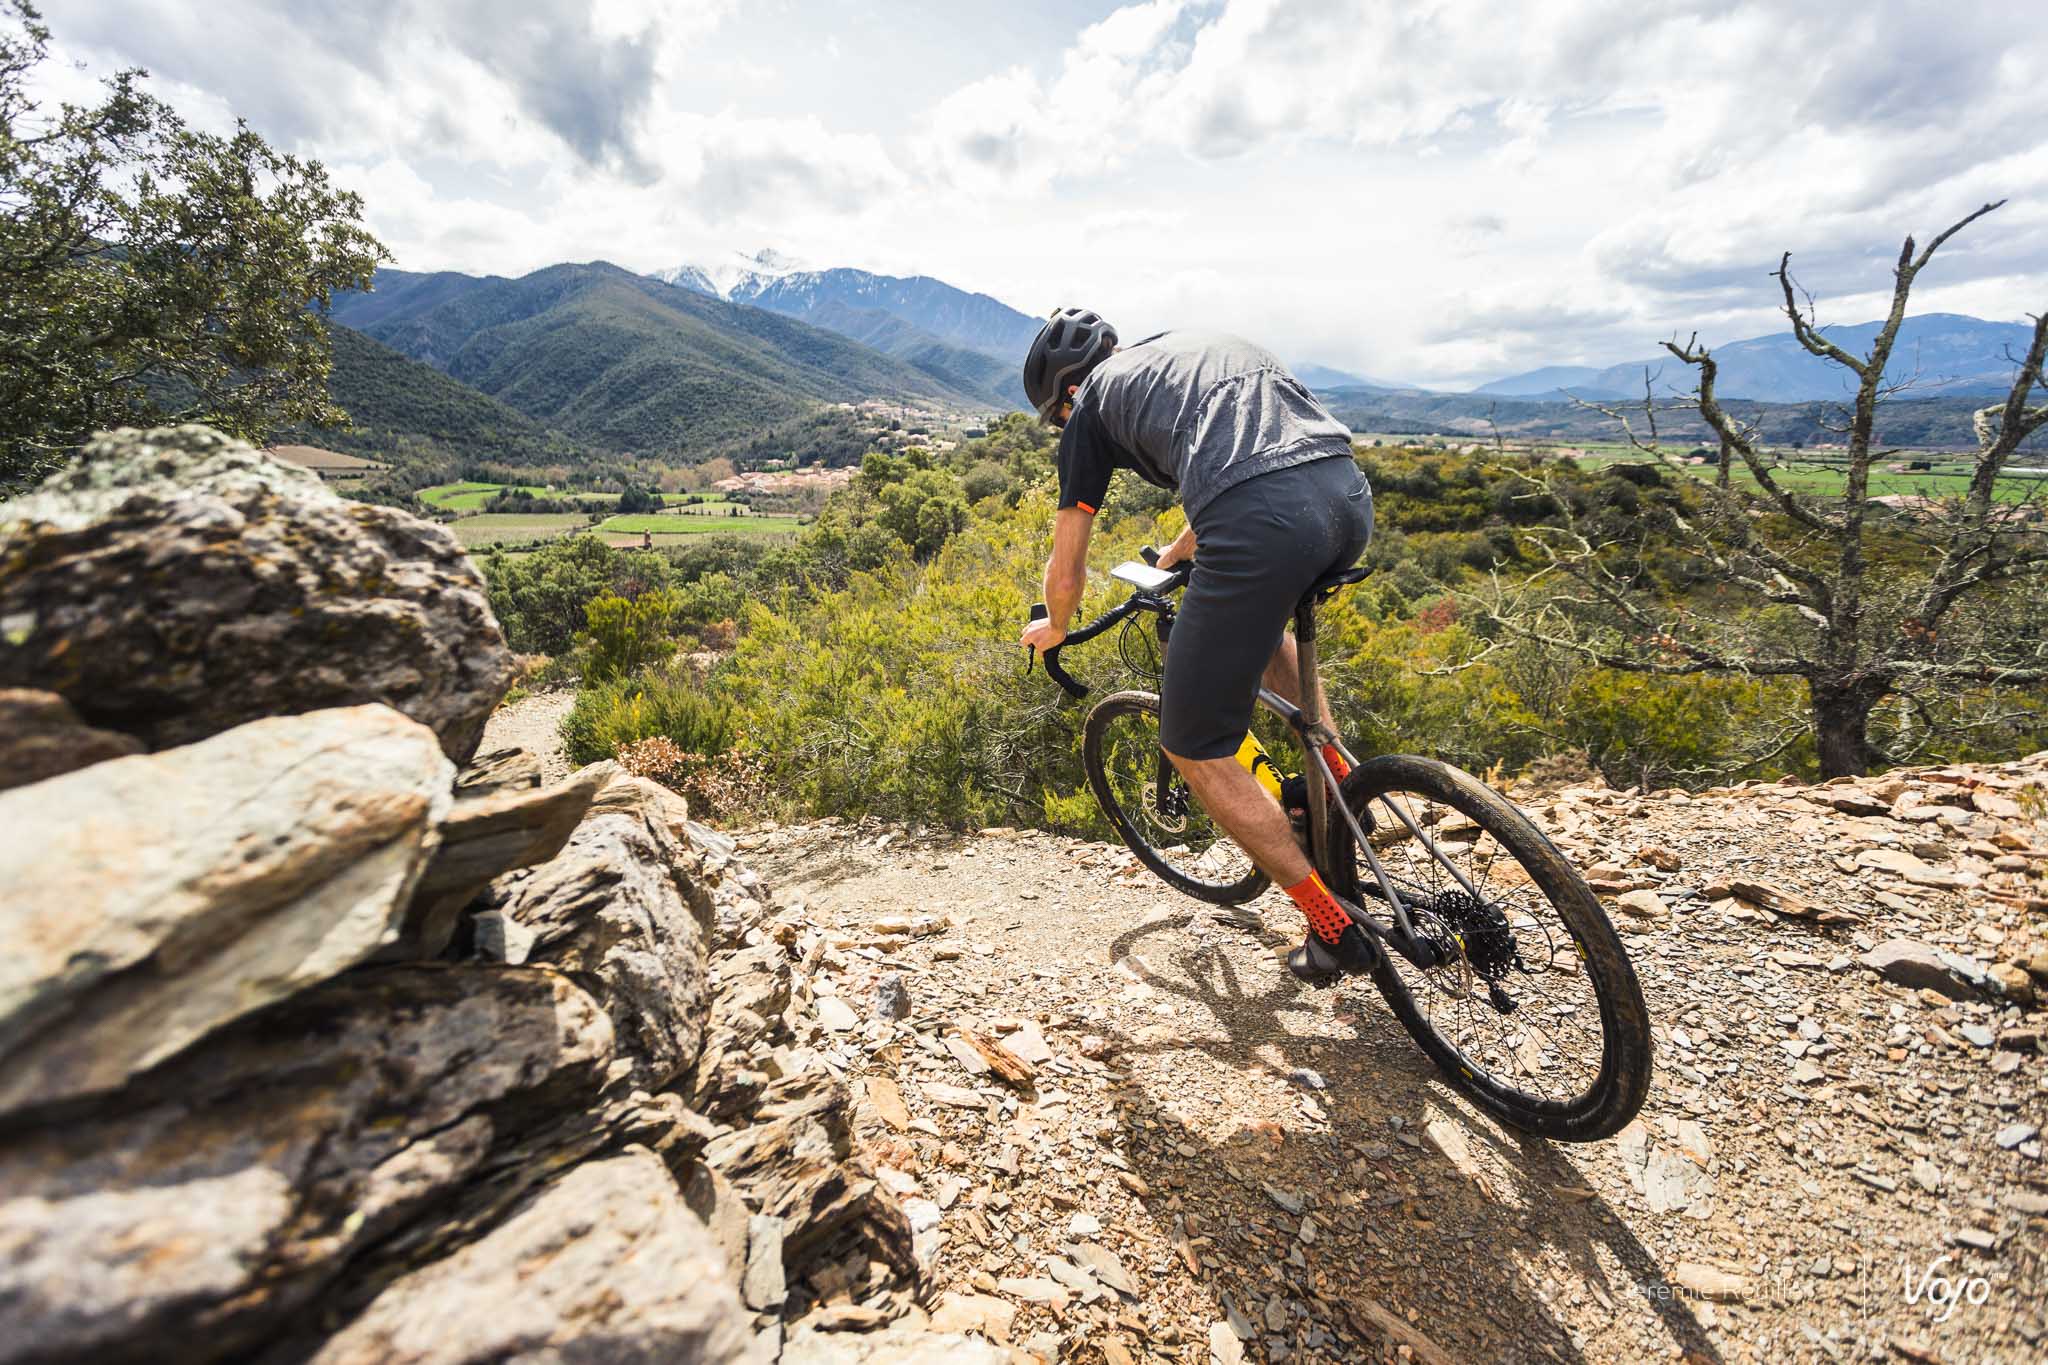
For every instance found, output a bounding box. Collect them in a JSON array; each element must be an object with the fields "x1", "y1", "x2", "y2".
[{"x1": 1027, "y1": 549, "x2": 1651, "y2": 1141}]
